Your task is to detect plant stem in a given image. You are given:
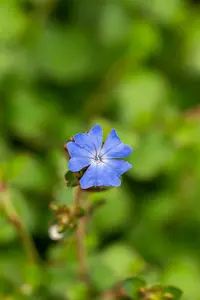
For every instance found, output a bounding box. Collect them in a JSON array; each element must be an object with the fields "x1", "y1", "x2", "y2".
[
  {"x1": 0, "y1": 182, "x2": 39, "y2": 264},
  {"x1": 74, "y1": 186, "x2": 87, "y2": 281},
  {"x1": 102, "y1": 286, "x2": 127, "y2": 299}
]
